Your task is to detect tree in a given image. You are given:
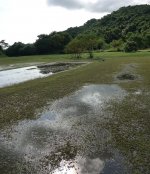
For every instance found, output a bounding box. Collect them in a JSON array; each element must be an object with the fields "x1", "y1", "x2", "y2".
[
  {"x1": 111, "y1": 39, "x2": 124, "y2": 51},
  {"x1": 19, "y1": 44, "x2": 36, "y2": 56},
  {"x1": 49, "y1": 32, "x2": 72, "y2": 53},
  {"x1": 143, "y1": 33, "x2": 150, "y2": 48},
  {"x1": 97, "y1": 39, "x2": 105, "y2": 50},
  {"x1": 128, "y1": 34, "x2": 144, "y2": 49},
  {"x1": 104, "y1": 28, "x2": 121, "y2": 43},
  {"x1": 0, "y1": 45, "x2": 3, "y2": 55},
  {"x1": 34, "y1": 32, "x2": 72, "y2": 54},
  {"x1": 6, "y1": 42, "x2": 25, "y2": 56},
  {"x1": 0, "y1": 40, "x2": 9, "y2": 50},
  {"x1": 5, "y1": 42, "x2": 36, "y2": 56},
  {"x1": 34, "y1": 34, "x2": 51, "y2": 54},
  {"x1": 65, "y1": 38, "x2": 84, "y2": 58},
  {"x1": 77, "y1": 34, "x2": 98, "y2": 58},
  {"x1": 66, "y1": 33, "x2": 99, "y2": 59},
  {"x1": 83, "y1": 34, "x2": 98, "y2": 58},
  {"x1": 124, "y1": 41, "x2": 138, "y2": 52}
]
